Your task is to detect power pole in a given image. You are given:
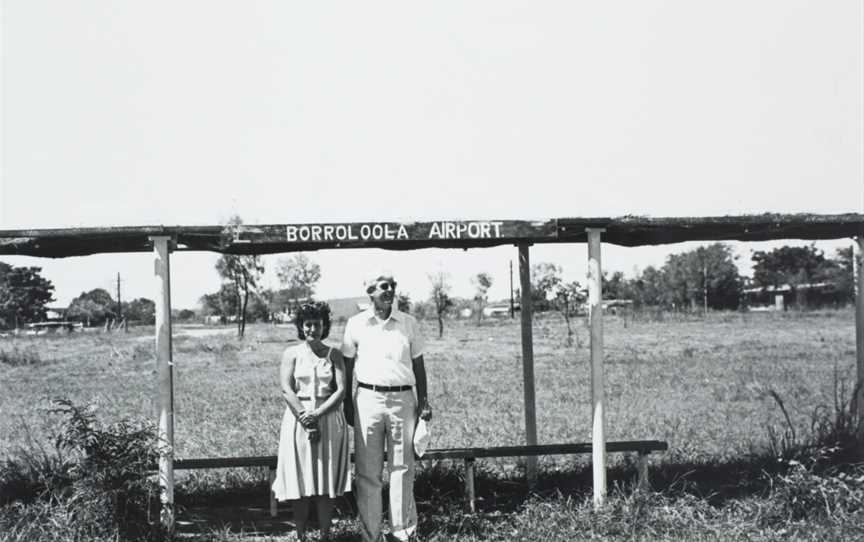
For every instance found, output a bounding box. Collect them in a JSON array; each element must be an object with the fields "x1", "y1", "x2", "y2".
[
  {"x1": 509, "y1": 260, "x2": 515, "y2": 318},
  {"x1": 117, "y1": 273, "x2": 122, "y2": 319}
]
